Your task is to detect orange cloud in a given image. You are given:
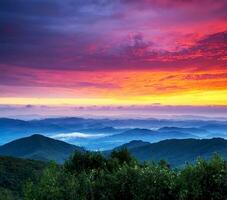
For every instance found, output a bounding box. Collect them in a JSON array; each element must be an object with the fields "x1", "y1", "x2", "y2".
[{"x1": 0, "y1": 66, "x2": 227, "y2": 106}]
